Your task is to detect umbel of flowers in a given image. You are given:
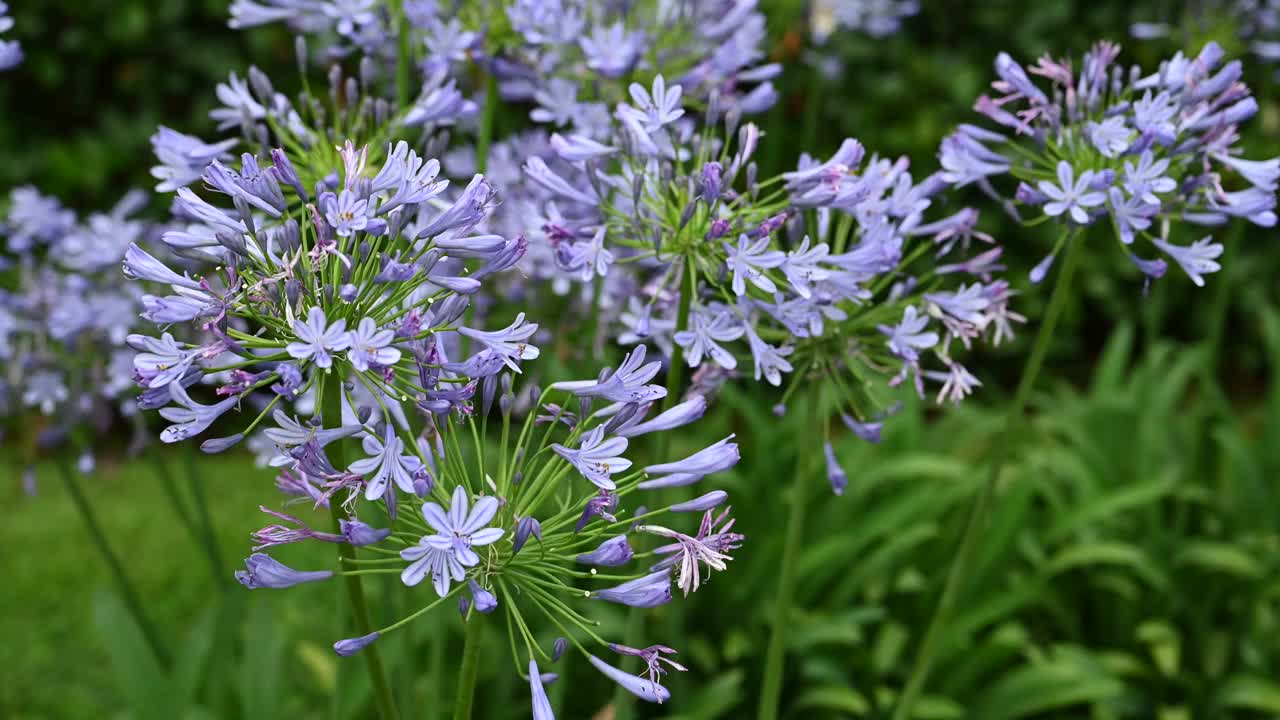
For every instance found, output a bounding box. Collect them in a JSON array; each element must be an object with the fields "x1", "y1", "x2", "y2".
[
  {"x1": 236, "y1": 344, "x2": 742, "y2": 715},
  {"x1": 1, "y1": 188, "x2": 155, "y2": 469},
  {"x1": 940, "y1": 40, "x2": 1278, "y2": 288},
  {"x1": 516, "y1": 73, "x2": 1017, "y2": 492}
]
